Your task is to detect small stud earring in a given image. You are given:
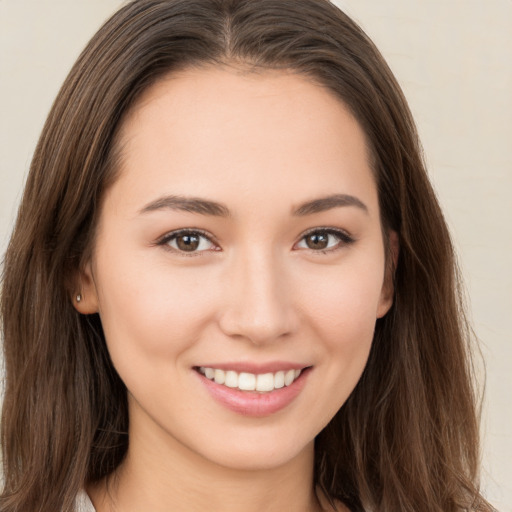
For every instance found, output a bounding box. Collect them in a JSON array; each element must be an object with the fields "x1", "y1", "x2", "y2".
[{"x1": 76, "y1": 294, "x2": 82, "y2": 303}]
